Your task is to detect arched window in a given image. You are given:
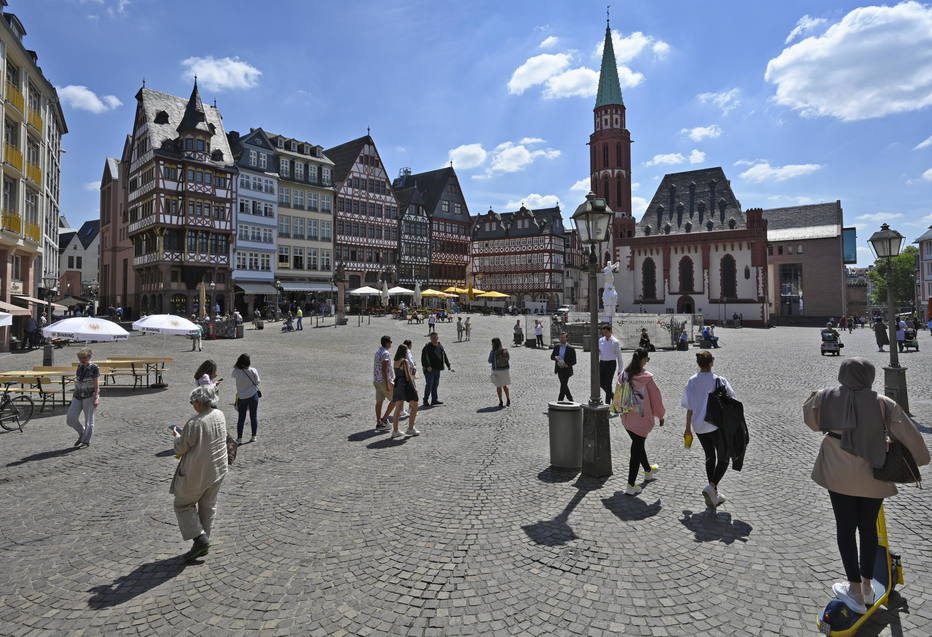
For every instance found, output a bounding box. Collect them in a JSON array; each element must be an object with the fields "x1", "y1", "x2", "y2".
[
  {"x1": 603, "y1": 145, "x2": 609, "y2": 168},
  {"x1": 616, "y1": 180, "x2": 623, "y2": 210},
  {"x1": 679, "y1": 256, "x2": 694, "y2": 292},
  {"x1": 721, "y1": 254, "x2": 737, "y2": 299},
  {"x1": 642, "y1": 257, "x2": 656, "y2": 300},
  {"x1": 603, "y1": 178, "x2": 609, "y2": 201},
  {"x1": 616, "y1": 142, "x2": 622, "y2": 166}
]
